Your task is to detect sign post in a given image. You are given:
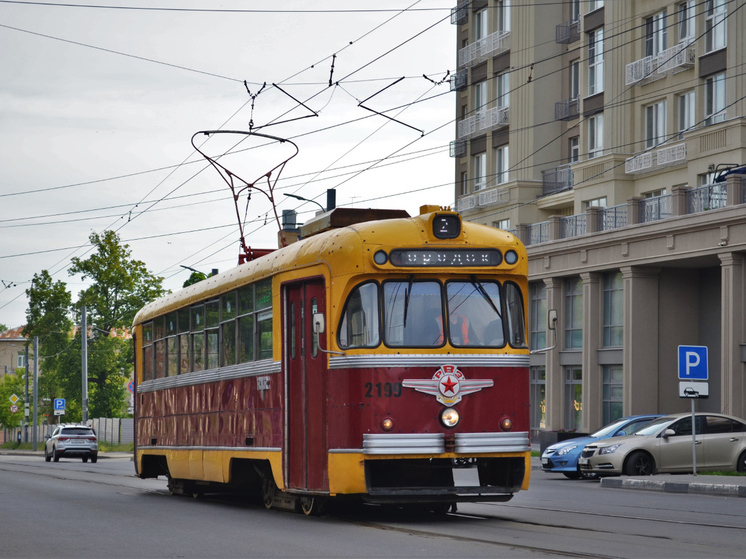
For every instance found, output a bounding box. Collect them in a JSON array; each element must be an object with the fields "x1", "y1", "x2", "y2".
[{"x1": 678, "y1": 345, "x2": 708, "y2": 476}]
